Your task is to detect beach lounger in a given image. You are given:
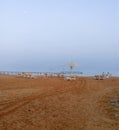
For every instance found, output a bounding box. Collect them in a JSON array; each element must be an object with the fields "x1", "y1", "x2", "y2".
[{"x1": 95, "y1": 75, "x2": 100, "y2": 80}]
